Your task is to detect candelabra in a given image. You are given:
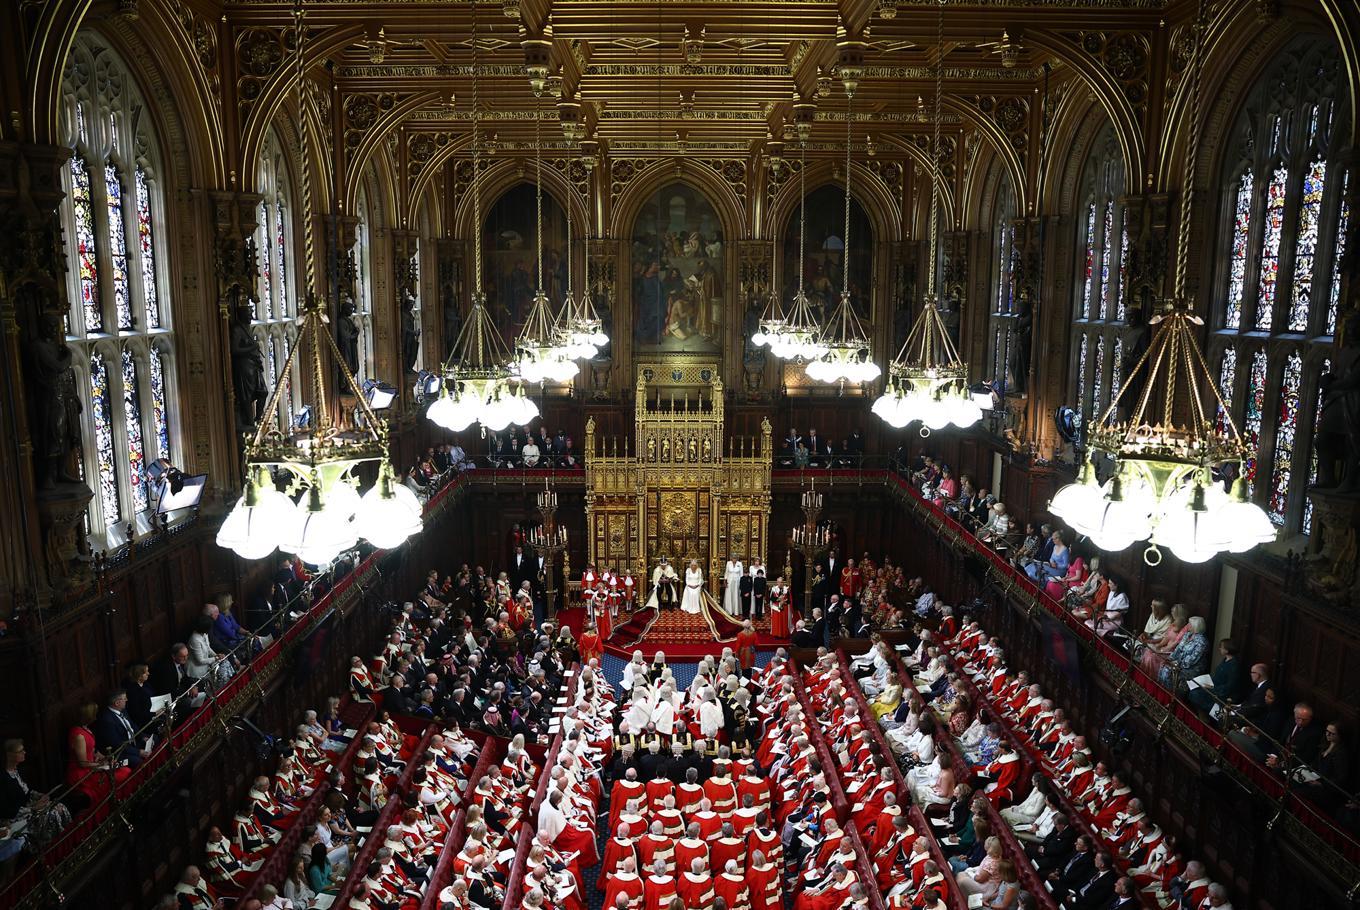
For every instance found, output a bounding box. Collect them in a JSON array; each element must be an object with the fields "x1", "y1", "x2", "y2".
[
  {"x1": 531, "y1": 487, "x2": 568, "y2": 617},
  {"x1": 788, "y1": 485, "x2": 830, "y2": 622}
]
